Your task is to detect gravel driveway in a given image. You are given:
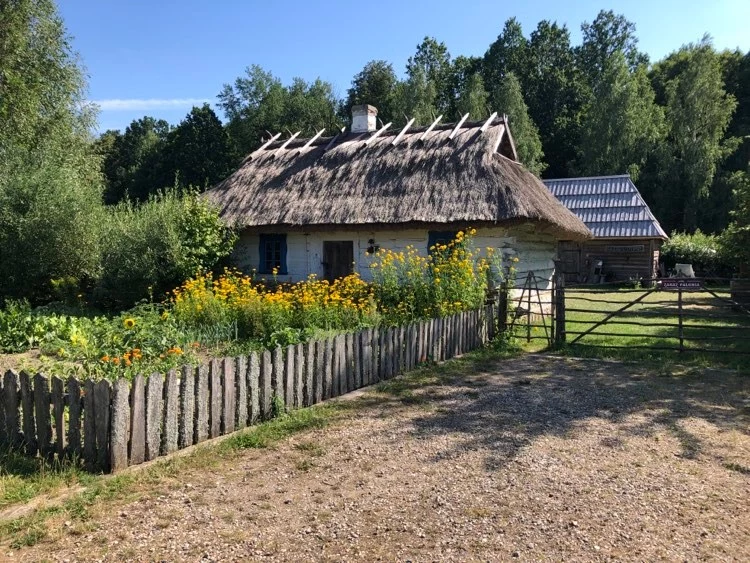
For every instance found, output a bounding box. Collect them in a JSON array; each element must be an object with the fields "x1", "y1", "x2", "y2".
[{"x1": 12, "y1": 353, "x2": 750, "y2": 562}]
